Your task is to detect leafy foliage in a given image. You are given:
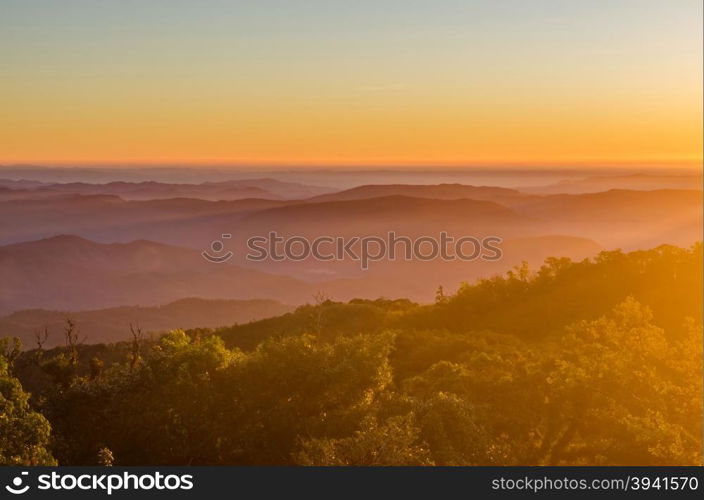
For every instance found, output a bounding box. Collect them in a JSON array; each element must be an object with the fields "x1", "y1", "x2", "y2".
[
  {"x1": 0, "y1": 342, "x2": 56, "y2": 465},
  {"x1": 3, "y1": 244, "x2": 702, "y2": 465}
]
